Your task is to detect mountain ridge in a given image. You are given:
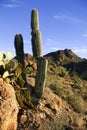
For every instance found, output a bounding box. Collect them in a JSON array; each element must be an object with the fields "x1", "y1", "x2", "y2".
[
  {"x1": 44, "y1": 49, "x2": 84, "y2": 64},
  {"x1": 43, "y1": 49, "x2": 87, "y2": 80}
]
